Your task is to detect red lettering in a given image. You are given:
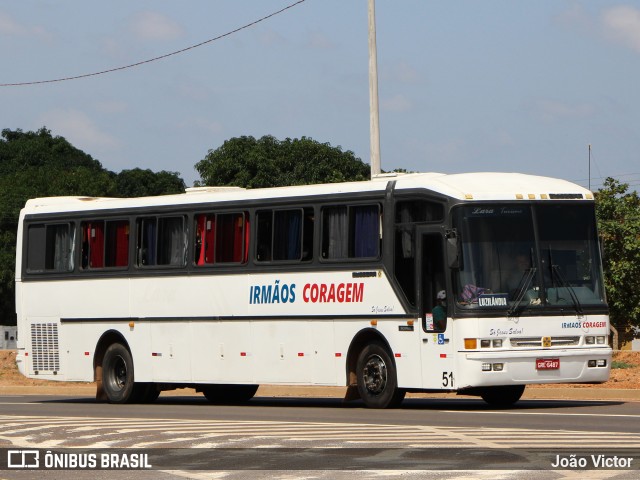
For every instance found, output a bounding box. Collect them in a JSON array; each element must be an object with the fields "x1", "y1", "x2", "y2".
[
  {"x1": 301, "y1": 282, "x2": 365, "y2": 303},
  {"x1": 353, "y1": 283, "x2": 364, "y2": 302},
  {"x1": 319, "y1": 284, "x2": 328, "y2": 303},
  {"x1": 327, "y1": 284, "x2": 336, "y2": 302}
]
